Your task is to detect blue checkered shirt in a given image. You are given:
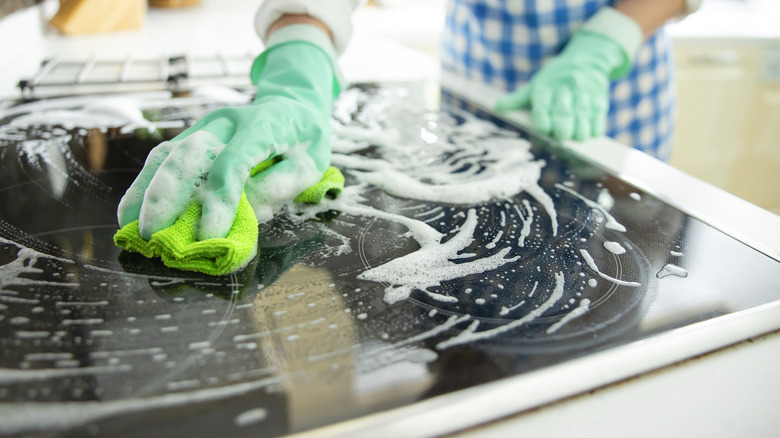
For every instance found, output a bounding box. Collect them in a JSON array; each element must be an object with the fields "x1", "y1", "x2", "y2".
[{"x1": 441, "y1": 0, "x2": 676, "y2": 161}]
